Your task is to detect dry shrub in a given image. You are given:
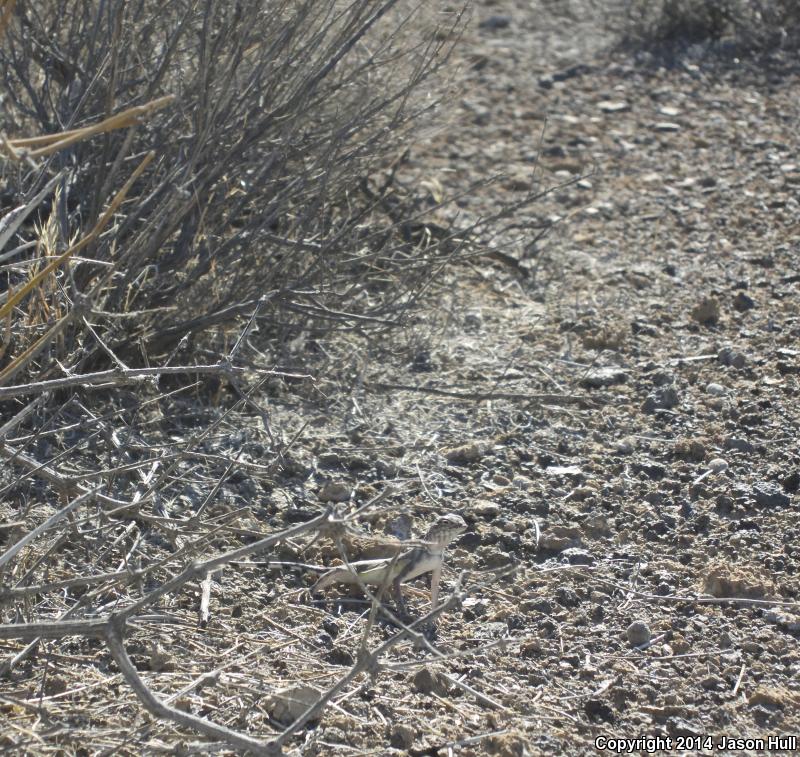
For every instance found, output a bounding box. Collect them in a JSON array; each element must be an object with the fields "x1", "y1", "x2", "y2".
[
  {"x1": 620, "y1": 0, "x2": 800, "y2": 53},
  {"x1": 0, "y1": 0, "x2": 476, "y2": 379}
]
